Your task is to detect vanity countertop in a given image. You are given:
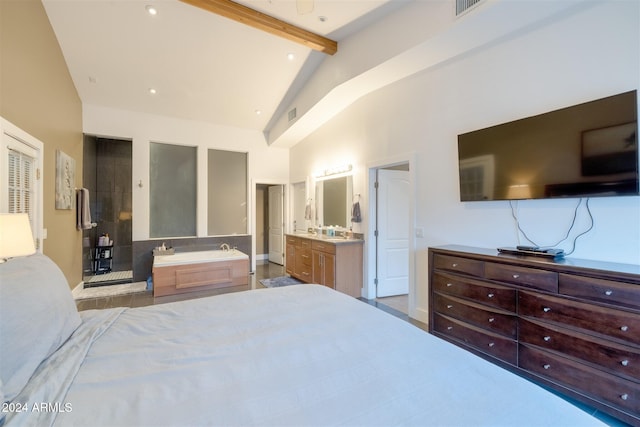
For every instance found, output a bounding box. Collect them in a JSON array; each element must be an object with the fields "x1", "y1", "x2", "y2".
[{"x1": 287, "y1": 232, "x2": 364, "y2": 245}]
